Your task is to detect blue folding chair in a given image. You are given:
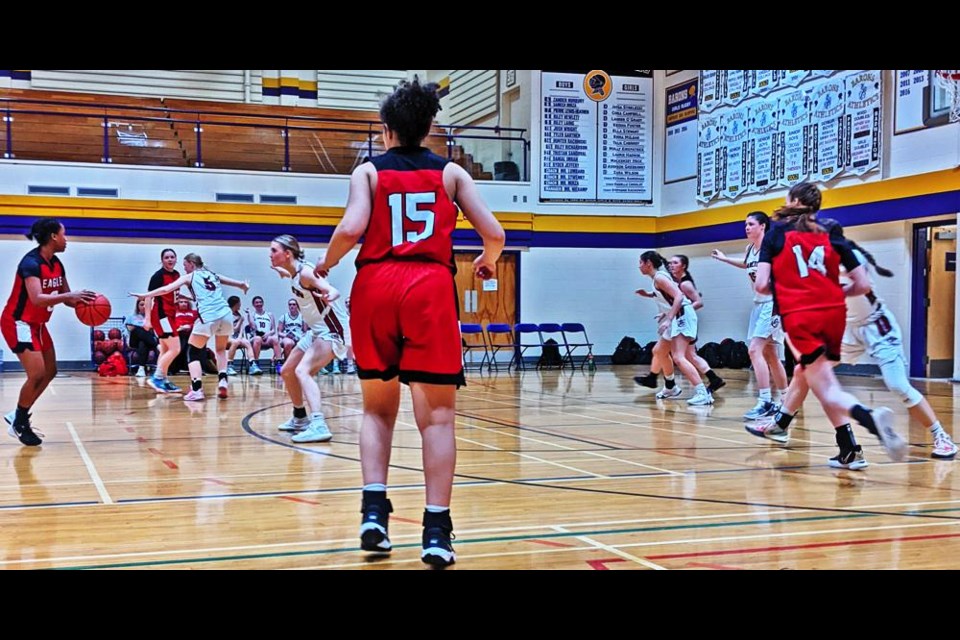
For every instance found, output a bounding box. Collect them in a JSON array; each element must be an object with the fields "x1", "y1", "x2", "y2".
[
  {"x1": 513, "y1": 323, "x2": 543, "y2": 371},
  {"x1": 485, "y1": 323, "x2": 517, "y2": 372},
  {"x1": 460, "y1": 323, "x2": 490, "y2": 371},
  {"x1": 537, "y1": 323, "x2": 566, "y2": 370},
  {"x1": 561, "y1": 323, "x2": 594, "y2": 369}
]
